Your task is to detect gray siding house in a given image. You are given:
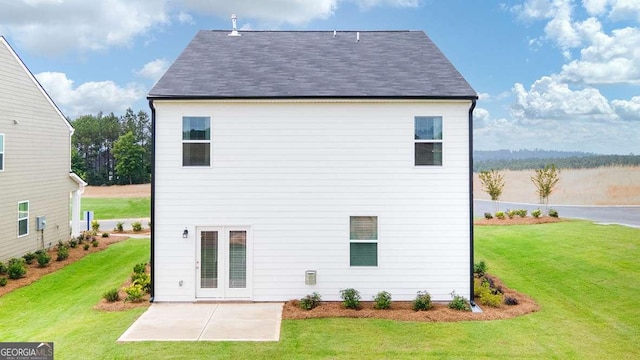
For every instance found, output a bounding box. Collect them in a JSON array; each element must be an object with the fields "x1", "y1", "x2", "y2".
[{"x1": 0, "y1": 36, "x2": 86, "y2": 261}]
